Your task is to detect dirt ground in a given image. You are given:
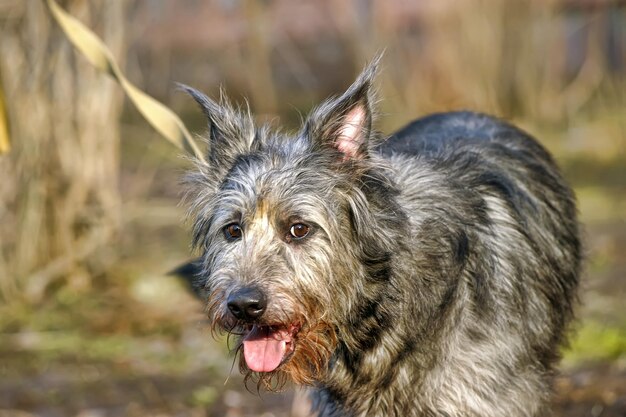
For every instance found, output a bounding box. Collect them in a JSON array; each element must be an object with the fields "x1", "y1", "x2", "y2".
[{"x1": 0, "y1": 352, "x2": 625, "y2": 417}]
